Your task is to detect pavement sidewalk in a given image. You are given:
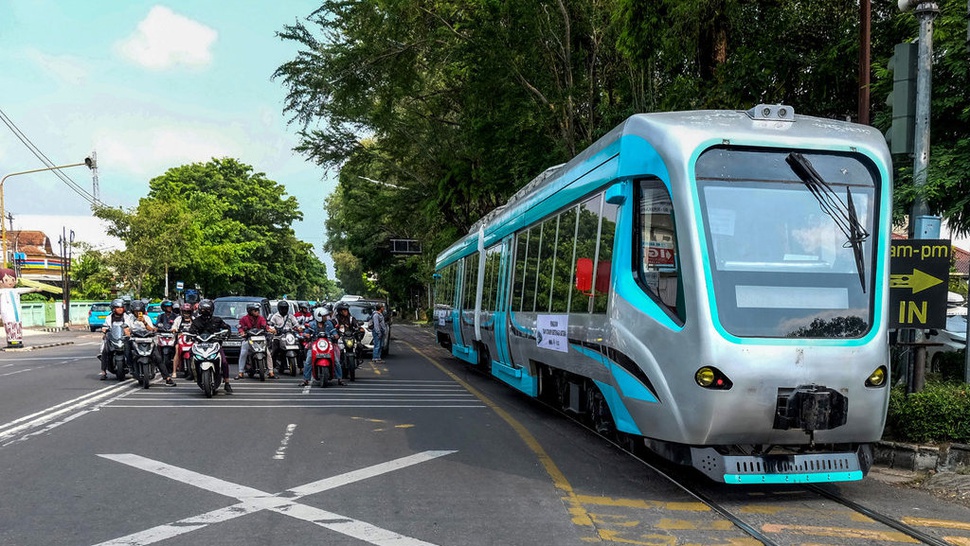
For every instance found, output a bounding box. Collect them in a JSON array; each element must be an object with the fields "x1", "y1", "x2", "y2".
[{"x1": 0, "y1": 326, "x2": 91, "y2": 351}]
